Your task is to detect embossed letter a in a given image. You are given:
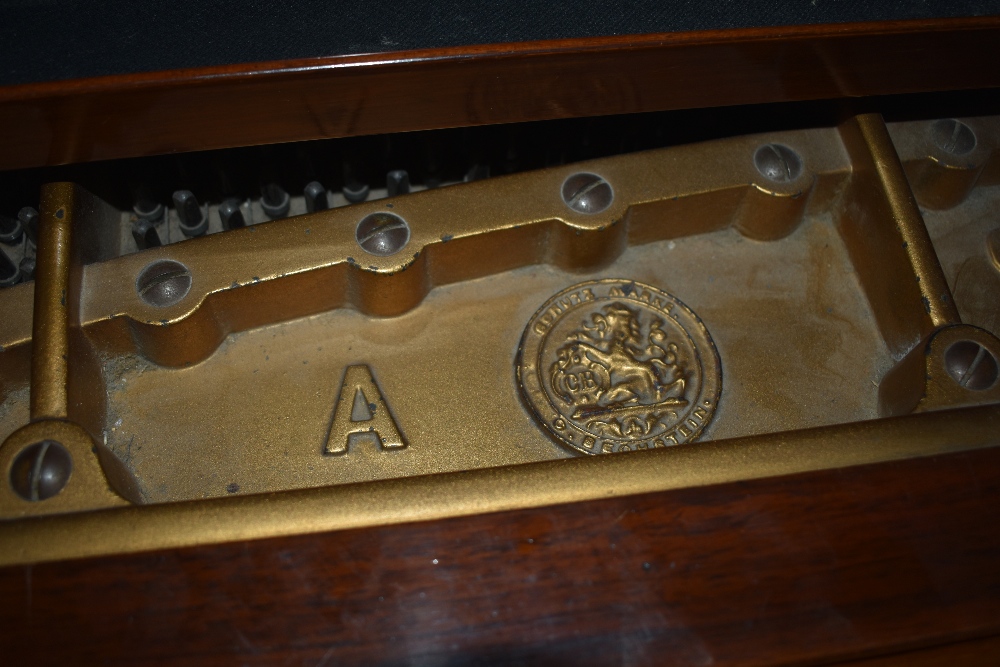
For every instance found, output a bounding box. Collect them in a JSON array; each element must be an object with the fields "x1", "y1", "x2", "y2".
[{"x1": 325, "y1": 365, "x2": 407, "y2": 455}]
